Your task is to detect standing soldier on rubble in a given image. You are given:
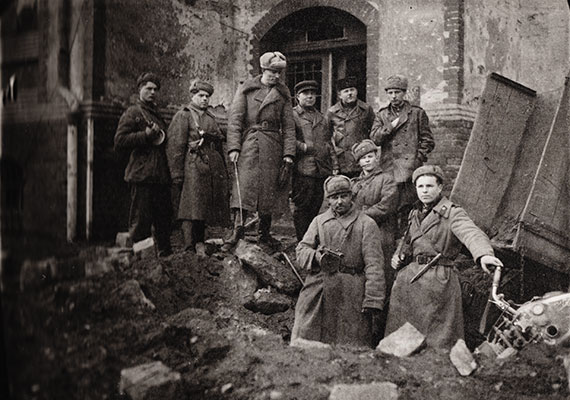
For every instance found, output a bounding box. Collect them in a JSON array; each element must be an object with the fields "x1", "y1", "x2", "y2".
[
  {"x1": 386, "y1": 165, "x2": 503, "y2": 348},
  {"x1": 327, "y1": 76, "x2": 375, "y2": 178},
  {"x1": 114, "y1": 72, "x2": 172, "y2": 257},
  {"x1": 370, "y1": 75, "x2": 435, "y2": 236},
  {"x1": 166, "y1": 79, "x2": 230, "y2": 257},
  {"x1": 223, "y1": 51, "x2": 296, "y2": 250},
  {"x1": 291, "y1": 80, "x2": 335, "y2": 241},
  {"x1": 292, "y1": 175, "x2": 386, "y2": 347}
]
